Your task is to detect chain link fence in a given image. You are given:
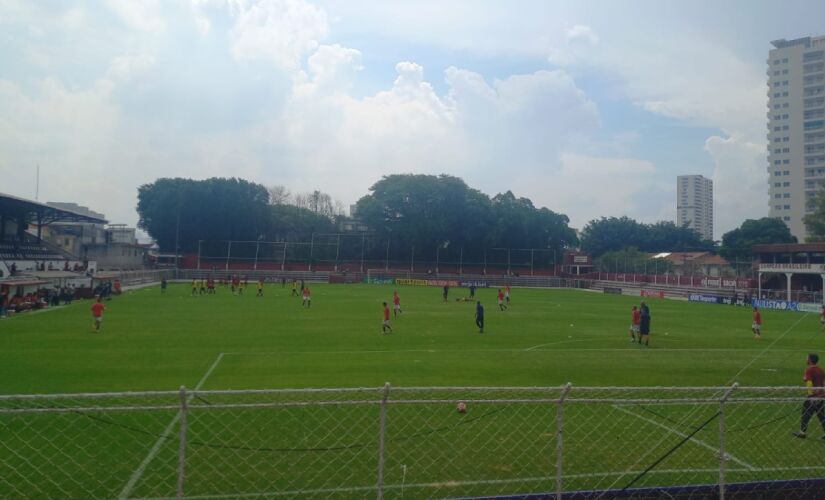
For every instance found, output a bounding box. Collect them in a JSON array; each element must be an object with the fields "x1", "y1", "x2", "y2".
[{"x1": 1, "y1": 386, "x2": 823, "y2": 499}]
